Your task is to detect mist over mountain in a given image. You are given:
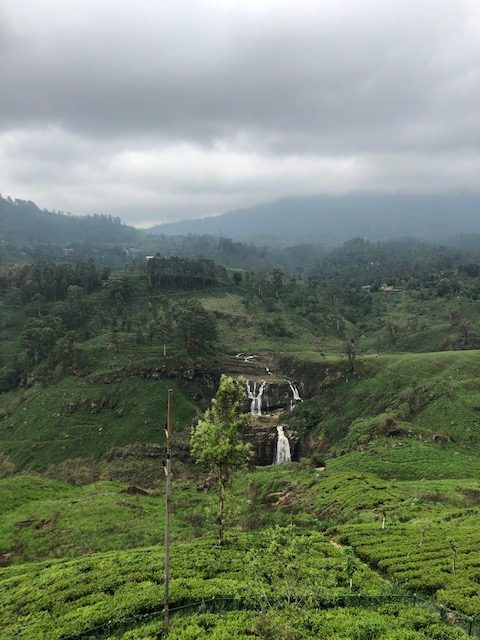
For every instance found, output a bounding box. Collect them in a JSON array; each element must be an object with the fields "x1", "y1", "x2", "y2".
[{"x1": 150, "y1": 193, "x2": 480, "y2": 244}]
